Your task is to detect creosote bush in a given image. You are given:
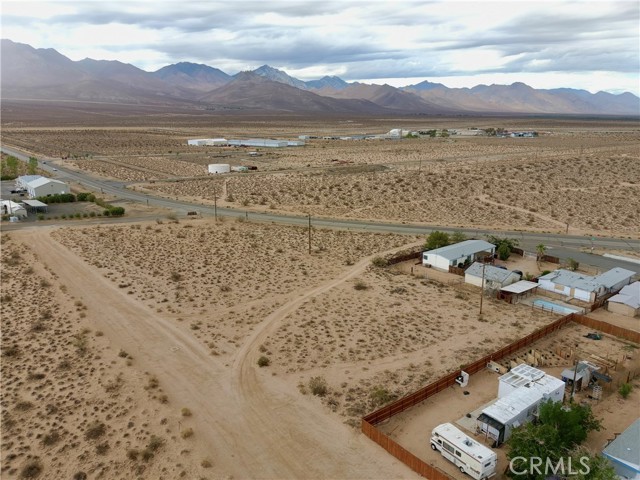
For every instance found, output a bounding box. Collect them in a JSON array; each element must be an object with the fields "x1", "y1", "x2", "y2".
[
  {"x1": 309, "y1": 376, "x2": 328, "y2": 397},
  {"x1": 257, "y1": 356, "x2": 270, "y2": 367}
]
